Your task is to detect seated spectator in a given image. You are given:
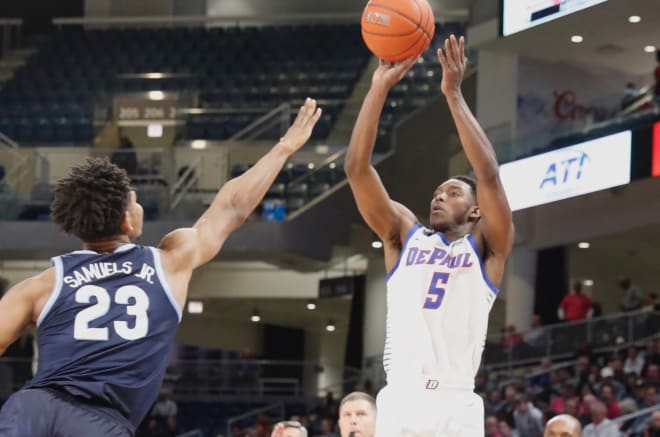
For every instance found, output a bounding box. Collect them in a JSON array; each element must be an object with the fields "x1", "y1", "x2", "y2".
[
  {"x1": 498, "y1": 419, "x2": 520, "y2": 437},
  {"x1": 314, "y1": 418, "x2": 338, "y2": 437},
  {"x1": 596, "y1": 367, "x2": 625, "y2": 400},
  {"x1": 563, "y1": 397, "x2": 580, "y2": 419},
  {"x1": 558, "y1": 282, "x2": 592, "y2": 321},
  {"x1": 643, "y1": 410, "x2": 660, "y2": 437},
  {"x1": 524, "y1": 314, "x2": 548, "y2": 351},
  {"x1": 579, "y1": 393, "x2": 598, "y2": 427},
  {"x1": 503, "y1": 325, "x2": 523, "y2": 350},
  {"x1": 496, "y1": 385, "x2": 518, "y2": 426},
  {"x1": 549, "y1": 383, "x2": 576, "y2": 414},
  {"x1": 600, "y1": 383, "x2": 621, "y2": 419},
  {"x1": 544, "y1": 414, "x2": 581, "y2": 437},
  {"x1": 271, "y1": 421, "x2": 307, "y2": 437},
  {"x1": 513, "y1": 393, "x2": 544, "y2": 437},
  {"x1": 486, "y1": 415, "x2": 502, "y2": 437},
  {"x1": 582, "y1": 401, "x2": 619, "y2": 437},
  {"x1": 638, "y1": 384, "x2": 659, "y2": 409},
  {"x1": 618, "y1": 277, "x2": 644, "y2": 312},
  {"x1": 642, "y1": 293, "x2": 659, "y2": 312},
  {"x1": 643, "y1": 339, "x2": 660, "y2": 376},
  {"x1": 625, "y1": 346, "x2": 646, "y2": 376},
  {"x1": 621, "y1": 82, "x2": 641, "y2": 110}
]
